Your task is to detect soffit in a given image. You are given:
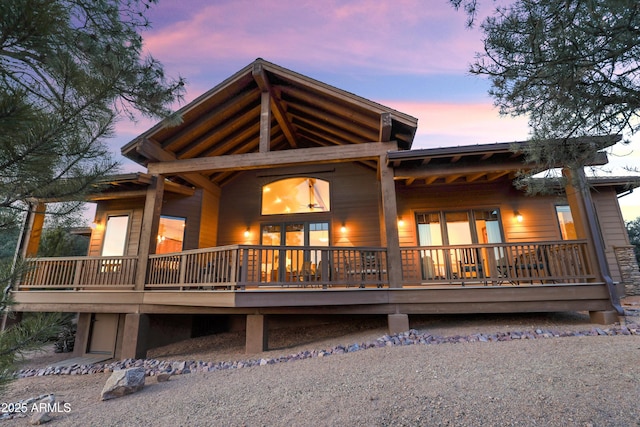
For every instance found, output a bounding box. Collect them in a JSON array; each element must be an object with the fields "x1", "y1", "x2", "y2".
[{"x1": 389, "y1": 136, "x2": 619, "y2": 187}]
